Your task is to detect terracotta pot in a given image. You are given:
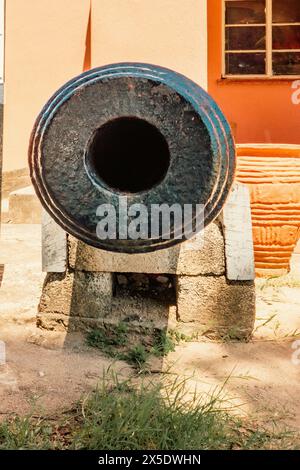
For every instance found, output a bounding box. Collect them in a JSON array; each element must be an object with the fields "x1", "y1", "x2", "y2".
[{"x1": 236, "y1": 144, "x2": 300, "y2": 277}]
